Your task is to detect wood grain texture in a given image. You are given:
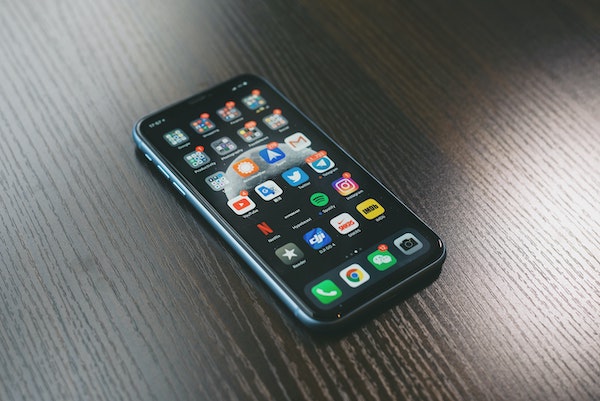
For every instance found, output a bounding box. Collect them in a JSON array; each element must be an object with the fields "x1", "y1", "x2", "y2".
[{"x1": 0, "y1": 0, "x2": 598, "y2": 400}]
